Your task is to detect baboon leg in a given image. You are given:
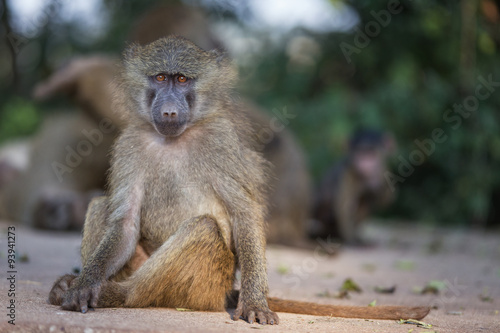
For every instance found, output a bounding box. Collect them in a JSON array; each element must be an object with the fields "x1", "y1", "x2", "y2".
[{"x1": 115, "y1": 215, "x2": 235, "y2": 311}]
